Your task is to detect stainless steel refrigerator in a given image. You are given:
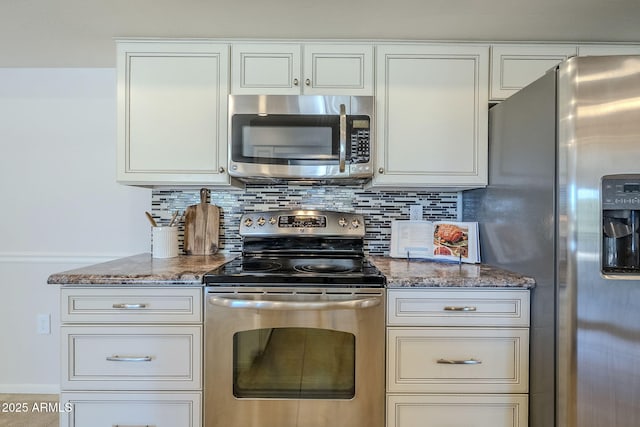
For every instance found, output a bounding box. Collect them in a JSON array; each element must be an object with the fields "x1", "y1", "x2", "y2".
[{"x1": 464, "y1": 55, "x2": 640, "y2": 427}]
